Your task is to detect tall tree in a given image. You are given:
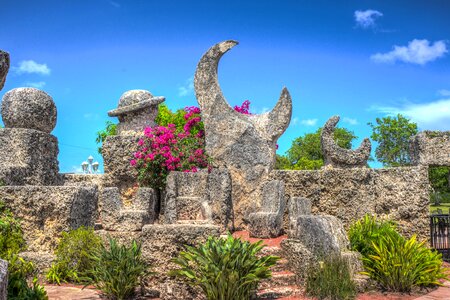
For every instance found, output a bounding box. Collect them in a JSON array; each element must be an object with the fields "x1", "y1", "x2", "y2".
[
  {"x1": 368, "y1": 114, "x2": 418, "y2": 167},
  {"x1": 276, "y1": 127, "x2": 357, "y2": 170}
]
